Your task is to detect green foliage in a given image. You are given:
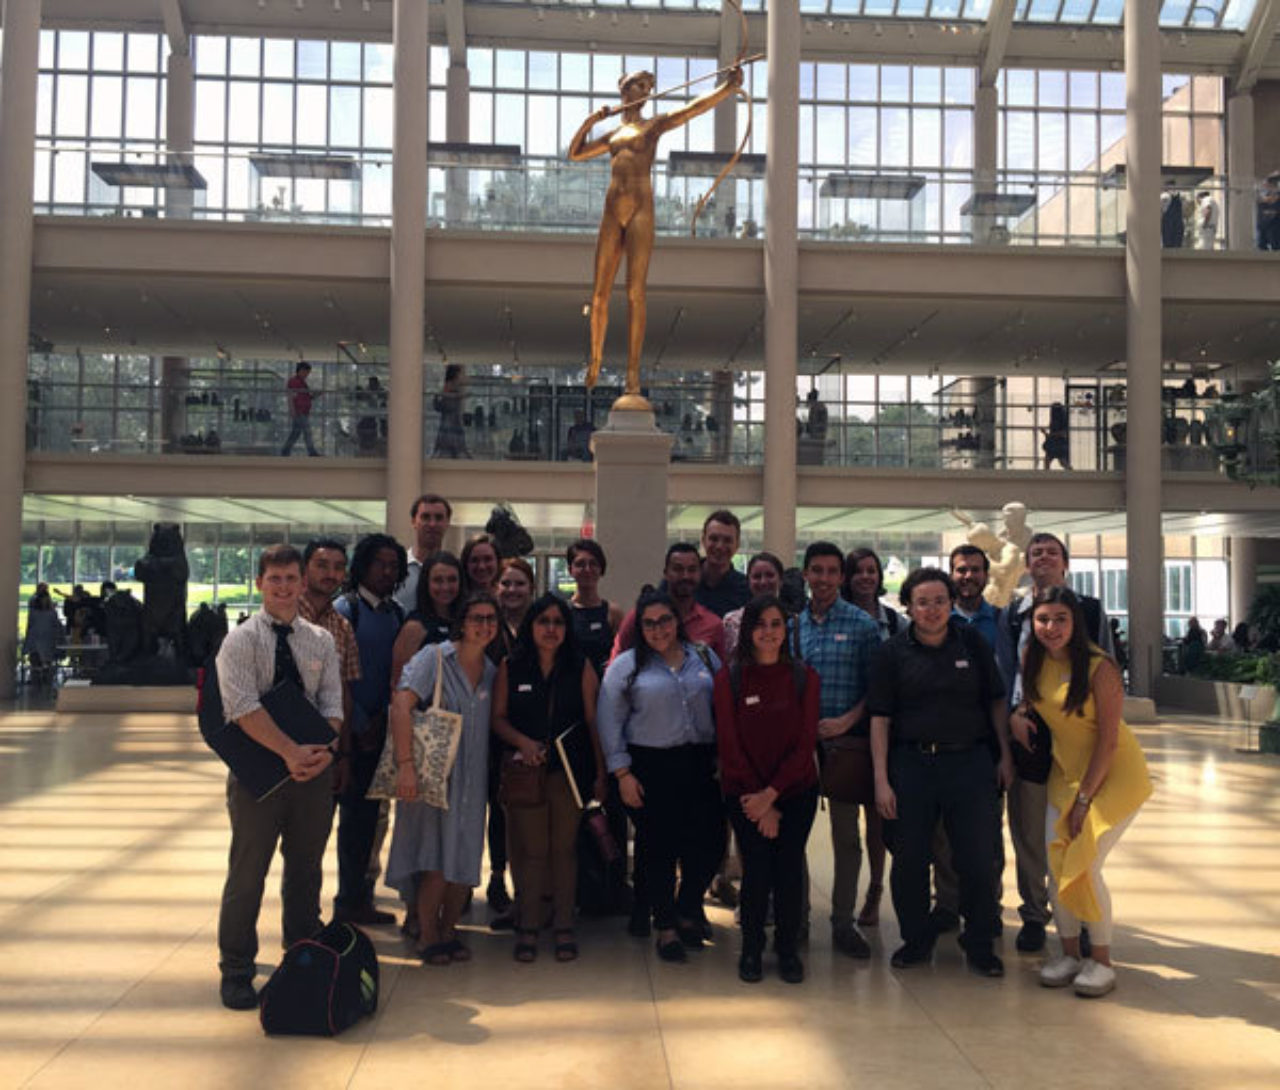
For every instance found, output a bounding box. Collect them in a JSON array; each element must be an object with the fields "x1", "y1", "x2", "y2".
[
  {"x1": 1247, "y1": 584, "x2": 1280, "y2": 652},
  {"x1": 1190, "y1": 651, "x2": 1280, "y2": 686}
]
